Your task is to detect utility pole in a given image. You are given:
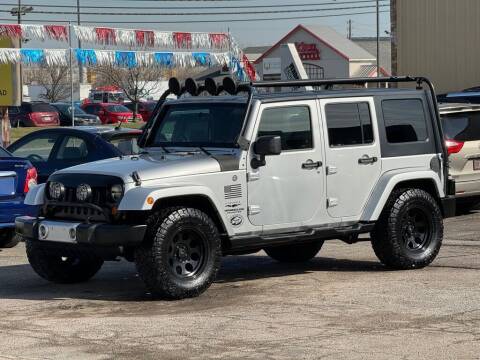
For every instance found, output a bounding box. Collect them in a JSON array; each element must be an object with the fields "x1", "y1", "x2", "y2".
[
  {"x1": 376, "y1": 0, "x2": 380, "y2": 78},
  {"x1": 347, "y1": 19, "x2": 352, "y2": 40}
]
